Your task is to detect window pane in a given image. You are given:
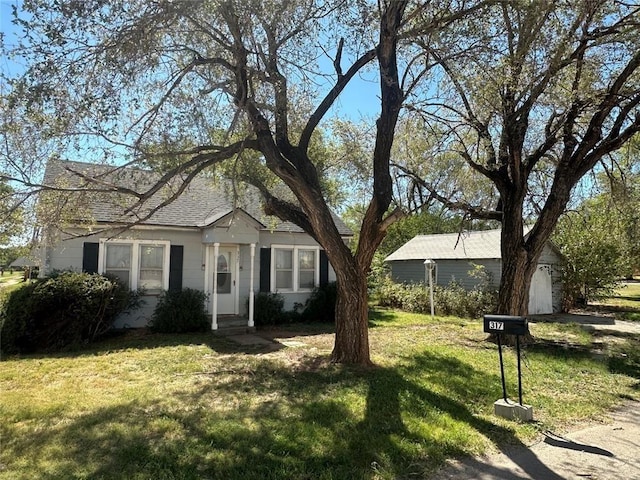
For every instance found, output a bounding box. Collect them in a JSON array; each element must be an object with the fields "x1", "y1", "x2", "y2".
[
  {"x1": 276, "y1": 249, "x2": 292, "y2": 269},
  {"x1": 275, "y1": 249, "x2": 293, "y2": 290},
  {"x1": 217, "y1": 254, "x2": 229, "y2": 273},
  {"x1": 140, "y1": 269, "x2": 163, "y2": 290},
  {"x1": 276, "y1": 271, "x2": 292, "y2": 290},
  {"x1": 298, "y1": 250, "x2": 315, "y2": 270},
  {"x1": 139, "y1": 245, "x2": 164, "y2": 292},
  {"x1": 105, "y1": 244, "x2": 131, "y2": 288},
  {"x1": 106, "y1": 269, "x2": 130, "y2": 288},
  {"x1": 299, "y1": 271, "x2": 315, "y2": 289},
  {"x1": 140, "y1": 246, "x2": 163, "y2": 268},
  {"x1": 217, "y1": 272, "x2": 231, "y2": 293},
  {"x1": 106, "y1": 244, "x2": 131, "y2": 269},
  {"x1": 298, "y1": 249, "x2": 316, "y2": 289}
]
